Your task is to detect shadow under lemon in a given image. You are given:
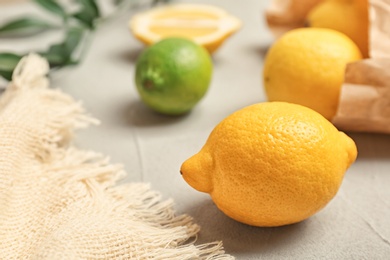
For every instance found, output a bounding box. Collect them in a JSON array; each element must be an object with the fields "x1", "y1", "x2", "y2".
[{"x1": 181, "y1": 197, "x2": 312, "y2": 255}]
